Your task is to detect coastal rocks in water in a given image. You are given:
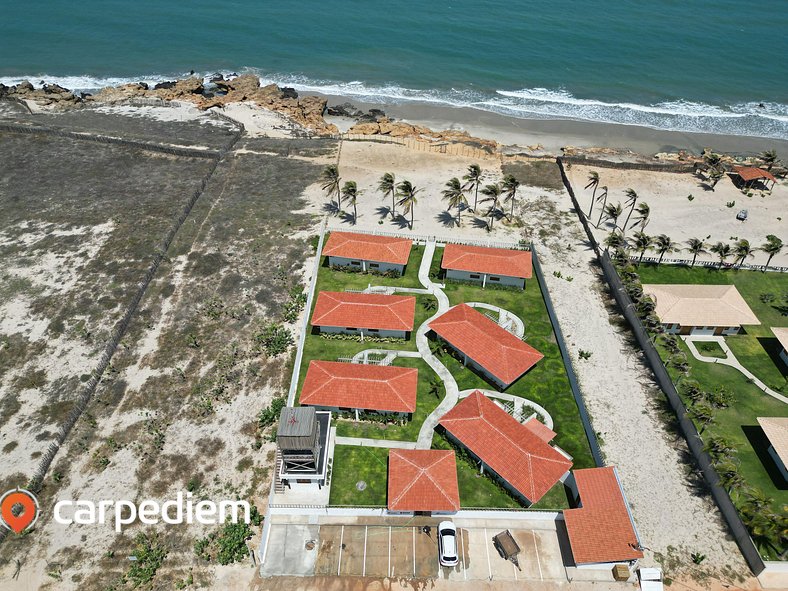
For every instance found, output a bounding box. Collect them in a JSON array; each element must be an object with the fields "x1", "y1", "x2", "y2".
[
  {"x1": 153, "y1": 80, "x2": 177, "y2": 90},
  {"x1": 150, "y1": 77, "x2": 204, "y2": 99},
  {"x1": 0, "y1": 79, "x2": 82, "y2": 107},
  {"x1": 327, "y1": 102, "x2": 364, "y2": 118}
]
